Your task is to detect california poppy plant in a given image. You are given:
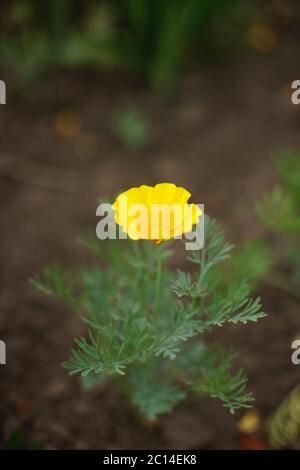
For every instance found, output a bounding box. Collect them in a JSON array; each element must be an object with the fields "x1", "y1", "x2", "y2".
[
  {"x1": 32, "y1": 188, "x2": 266, "y2": 420},
  {"x1": 112, "y1": 183, "x2": 202, "y2": 243},
  {"x1": 112, "y1": 183, "x2": 202, "y2": 315}
]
